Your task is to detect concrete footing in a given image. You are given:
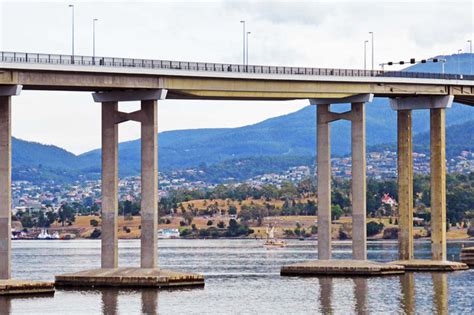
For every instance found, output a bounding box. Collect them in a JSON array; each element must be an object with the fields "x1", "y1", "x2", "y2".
[
  {"x1": 0, "y1": 280, "x2": 54, "y2": 295},
  {"x1": 391, "y1": 259, "x2": 468, "y2": 271},
  {"x1": 280, "y1": 260, "x2": 405, "y2": 277},
  {"x1": 460, "y1": 247, "x2": 474, "y2": 267},
  {"x1": 55, "y1": 268, "x2": 204, "y2": 288}
]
